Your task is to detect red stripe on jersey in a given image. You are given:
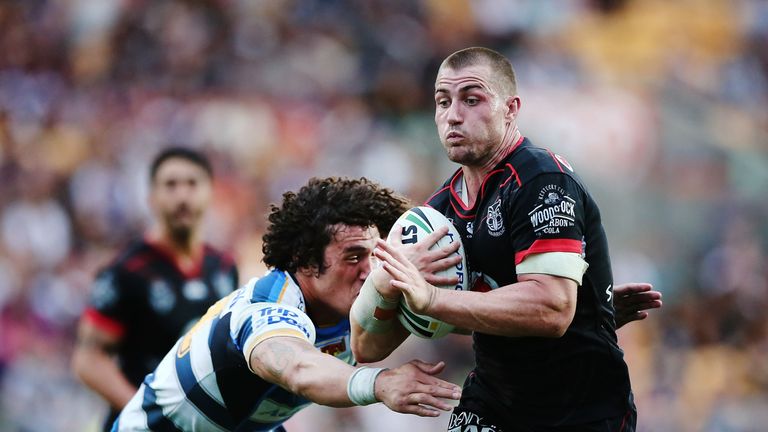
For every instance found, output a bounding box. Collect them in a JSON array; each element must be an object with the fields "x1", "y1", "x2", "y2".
[
  {"x1": 479, "y1": 169, "x2": 504, "y2": 200},
  {"x1": 423, "y1": 186, "x2": 451, "y2": 206},
  {"x1": 82, "y1": 308, "x2": 126, "y2": 338},
  {"x1": 146, "y1": 239, "x2": 205, "y2": 279},
  {"x1": 545, "y1": 149, "x2": 564, "y2": 173},
  {"x1": 124, "y1": 253, "x2": 151, "y2": 273},
  {"x1": 514, "y1": 239, "x2": 582, "y2": 265},
  {"x1": 501, "y1": 163, "x2": 522, "y2": 188}
]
